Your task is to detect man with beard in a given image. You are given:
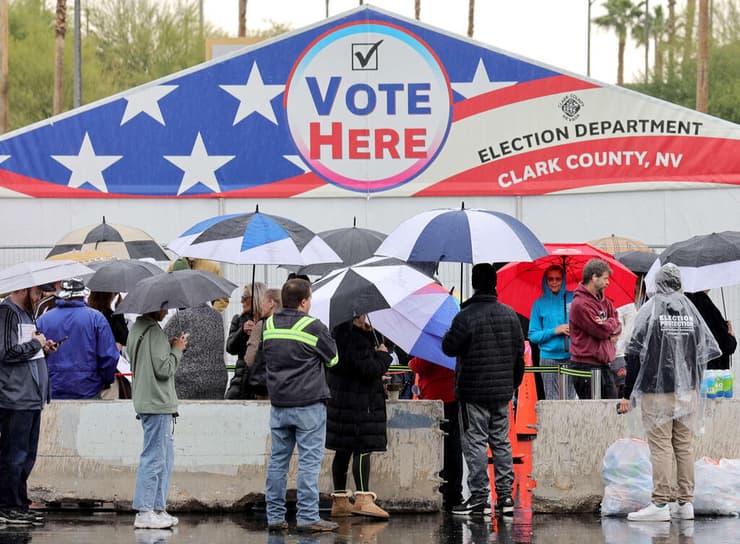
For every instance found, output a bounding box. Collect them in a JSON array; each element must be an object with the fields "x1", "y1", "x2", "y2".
[
  {"x1": 569, "y1": 258, "x2": 622, "y2": 399},
  {"x1": 0, "y1": 285, "x2": 57, "y2": 525}
]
